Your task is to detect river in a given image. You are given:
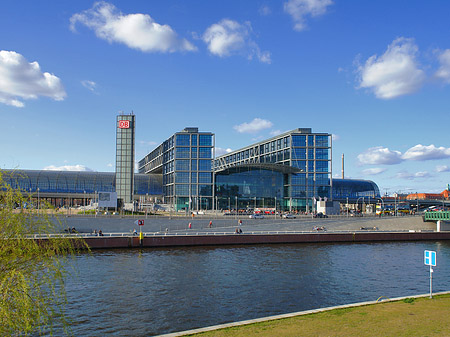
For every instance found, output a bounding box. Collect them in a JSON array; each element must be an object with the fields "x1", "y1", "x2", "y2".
[{"x1": 62, "y1": 241, "x2": 450, "y2": 336}]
